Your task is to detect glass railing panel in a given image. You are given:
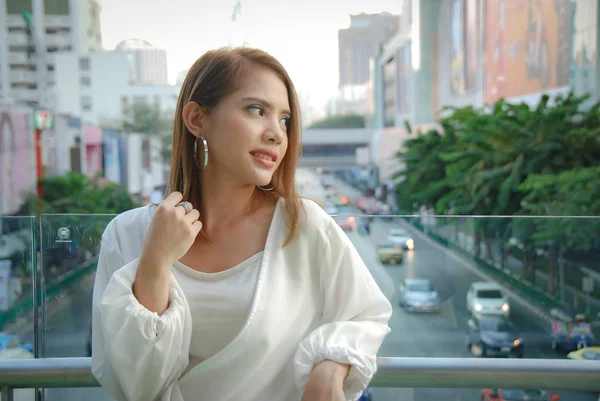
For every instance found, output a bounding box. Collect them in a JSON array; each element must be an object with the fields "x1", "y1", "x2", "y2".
[
  {"x1": 40, "y1": 214, "x2": 117, "y2": 401},
  {"x1": 0, "y1": 215, "x2": 37, "y2": 401},
  {"x1": 21, "y1": 170, "x2": 597, "y2": 401}
]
